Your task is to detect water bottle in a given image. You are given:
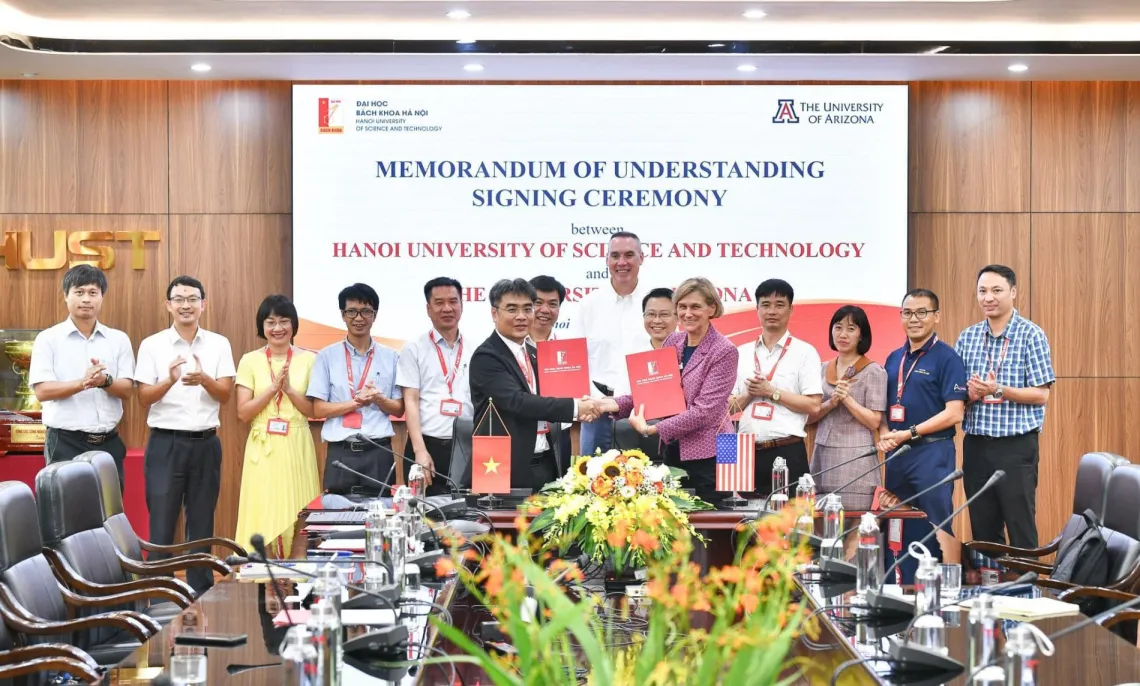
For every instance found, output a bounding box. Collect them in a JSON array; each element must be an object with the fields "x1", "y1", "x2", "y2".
[
  {"x1": 855, "y1": 513, "x2": 882, "y2": 597},
  {"x1": 968, "y1": 594, "x2": 1001, "y2": 676},
  {"x1": 312, "y1": 562, "x2": 343, "y2": 616},
  {"x1": 391, "y1": 485, "x2": 421, "y2": 550},
  {"x1": 912, "y1": 555, "x2": 947, "y2": 655},
  {"x1": 820, "y1": 494, "x2": 845, "y2": 560},
  {"x1": 1004, "y1": 625, "x2": 1038, "y2": 686},
  {"x1": 770, "y1": 456, "x2": 789, "y2": 511},
  {"x1": 794, "y1": 475, "x2": 816, "y2": 534},
  {"x1": 381, "y1": 515, "x2": 407, "y2": 594},
  {"x1": 306, "y1": 598, "x2": 342, "y2": 686},
  {"x1": 280, "y1": 624, "x2": 319, "y2": 686},
  {"x1": 408, "y1": 463, "x2": 427, "y2": 499},
  {"x1": 364, "y1": 499, "x2": 386, "y2": 564}
]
